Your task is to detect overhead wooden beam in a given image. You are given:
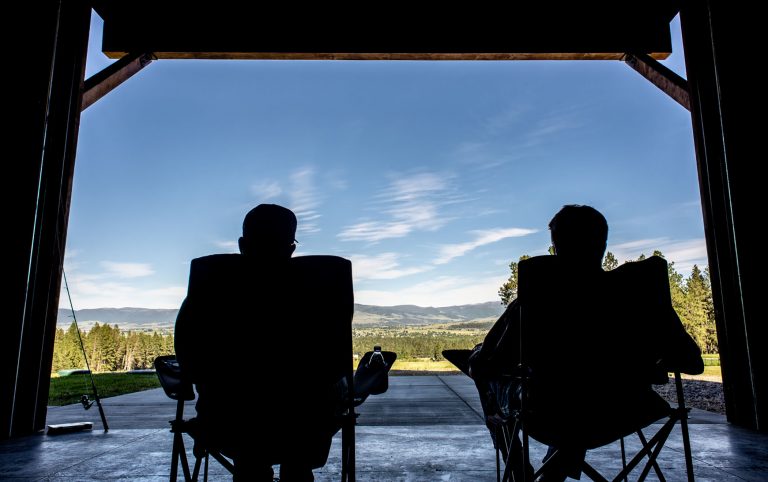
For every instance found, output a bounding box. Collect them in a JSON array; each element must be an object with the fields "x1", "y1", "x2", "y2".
[
  {"x1": 623, "y1": 52, "x2": 691, "y2": 110},
  {"x1": 93, "y1": 2, "x2": 676, "y2": 61},
  {"x1": 81, "y1": 52, "x2": 155, "y2": 111}
]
